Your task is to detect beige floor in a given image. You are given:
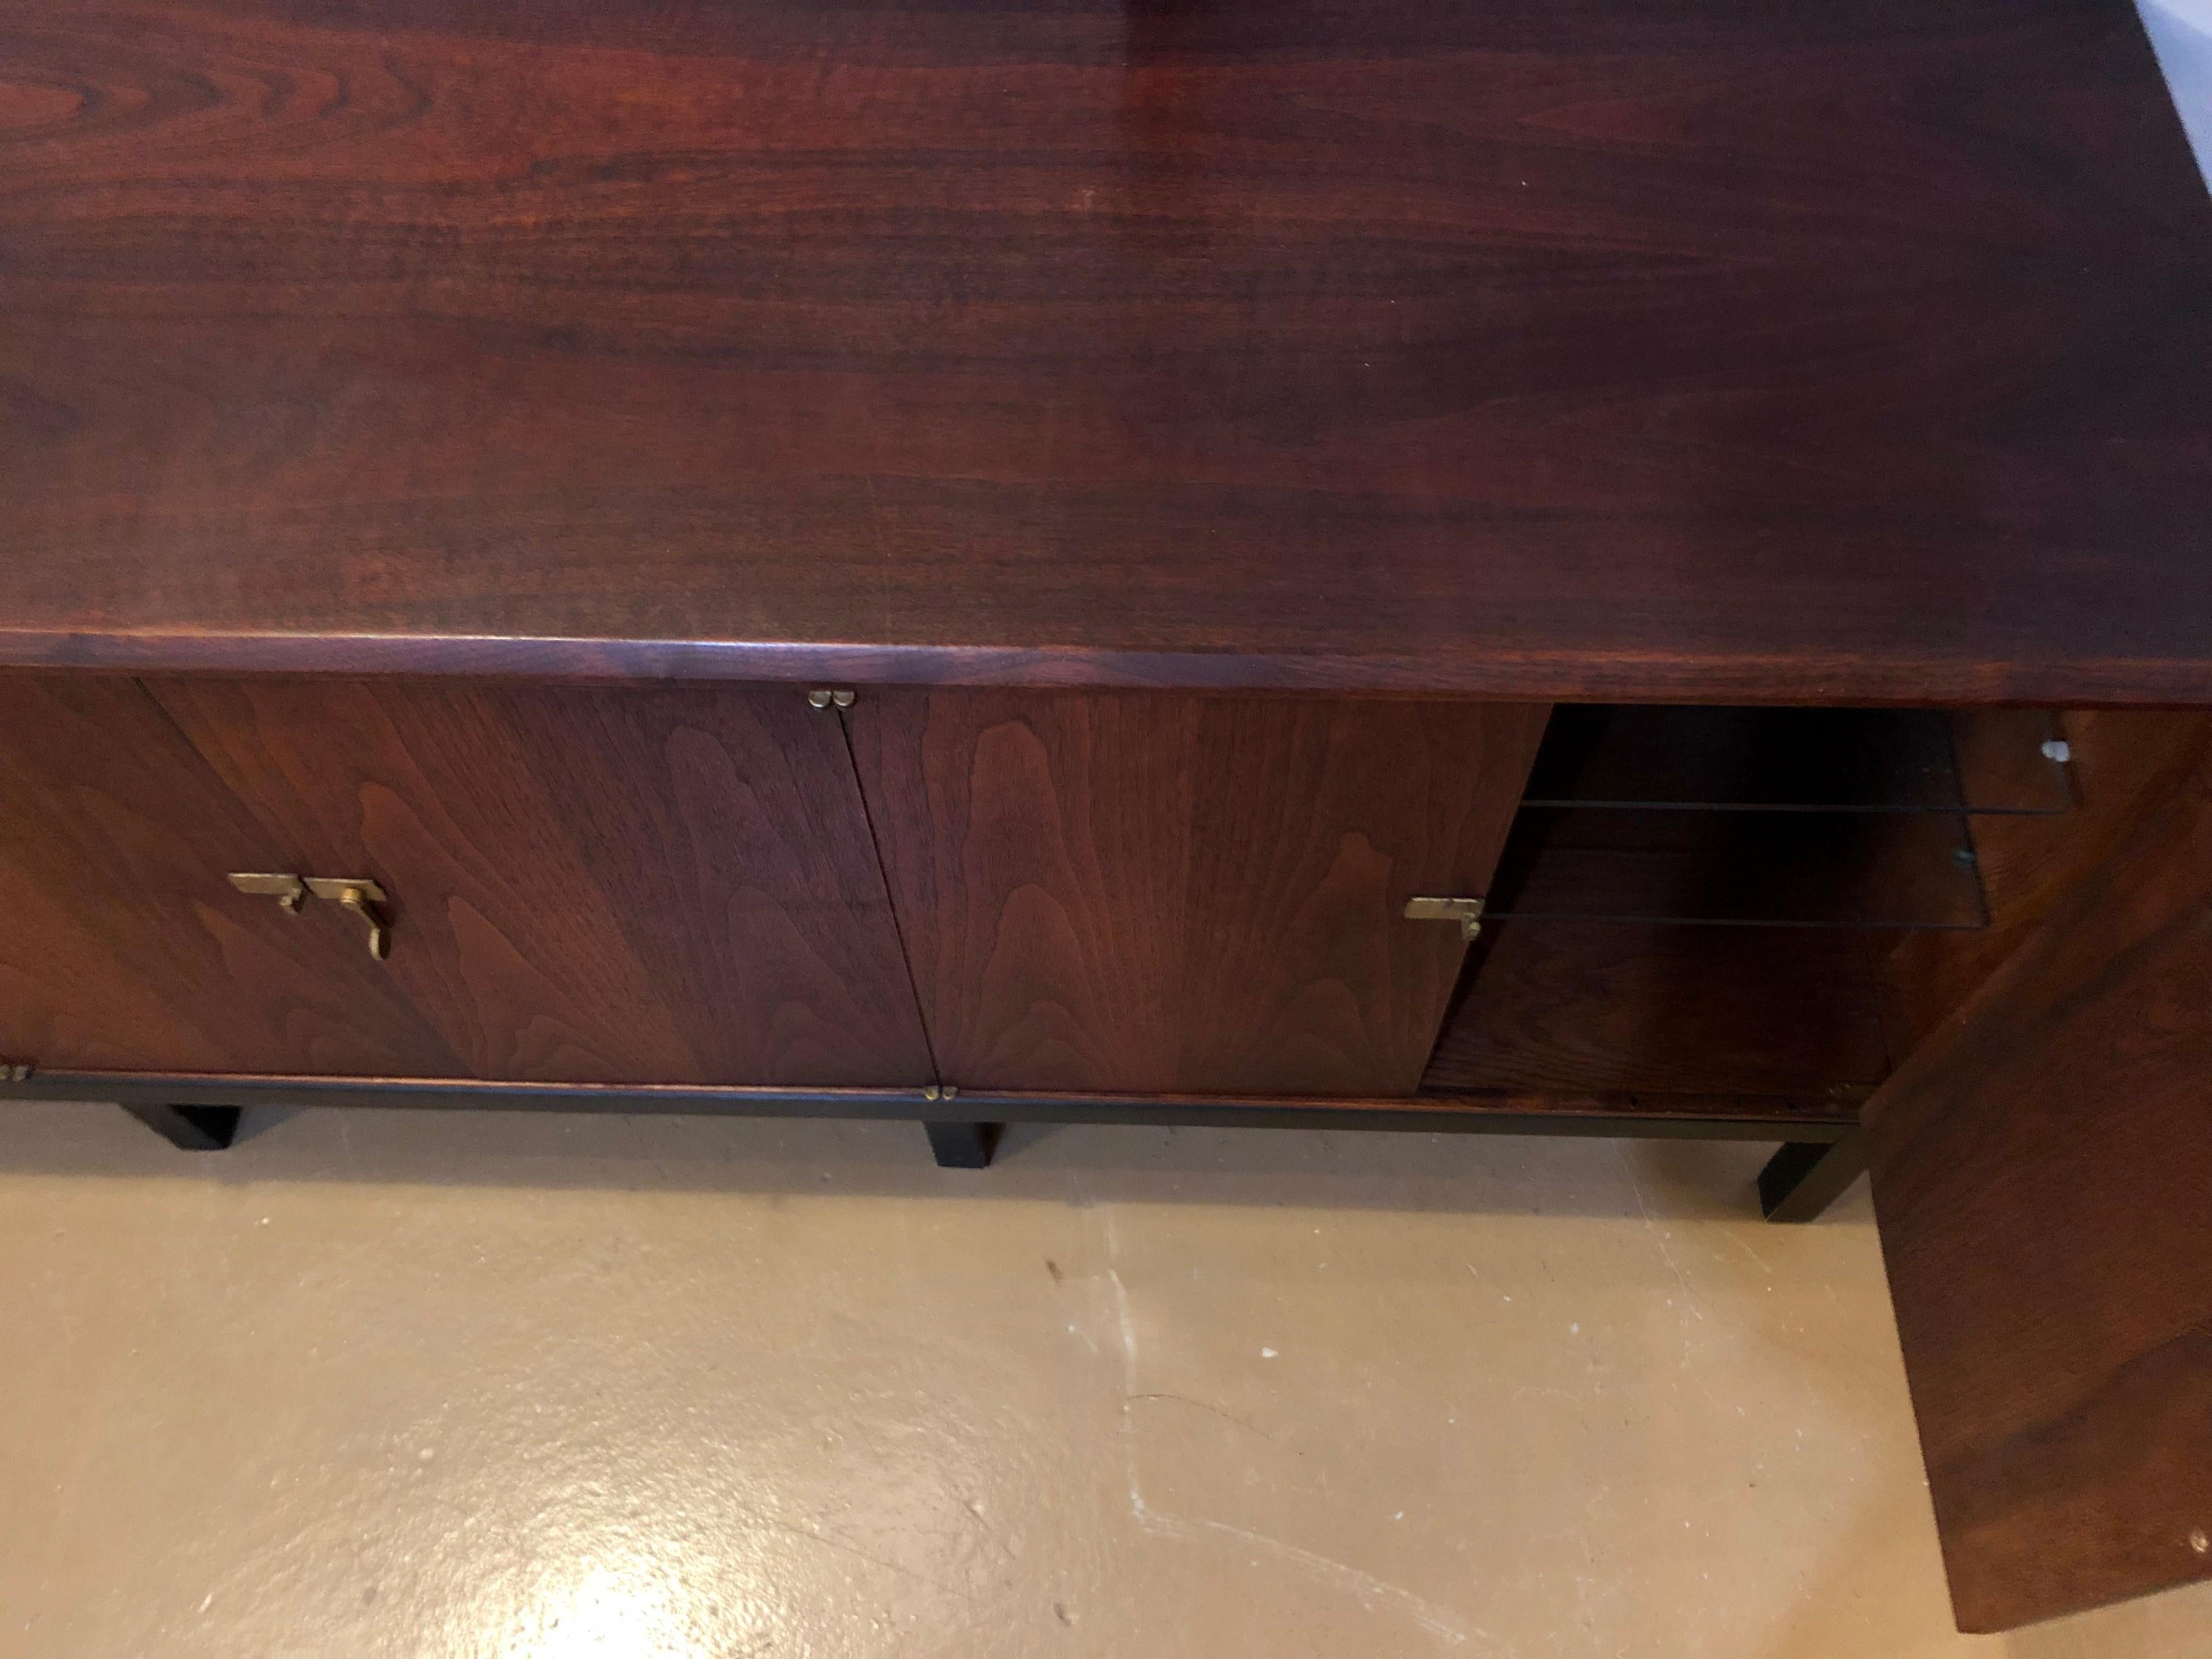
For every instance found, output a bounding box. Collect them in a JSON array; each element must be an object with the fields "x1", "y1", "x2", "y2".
[{"x1": 2, "y1": 1104, "x2": 2208, "y2": 1659}]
